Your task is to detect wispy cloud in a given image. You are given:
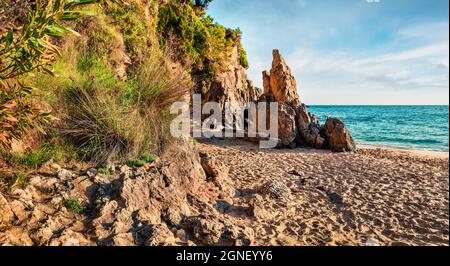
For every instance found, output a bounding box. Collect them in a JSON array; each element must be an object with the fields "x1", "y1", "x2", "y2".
[{"x1": 208, "y1": 0, "x2": 449, "y2": 104}]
